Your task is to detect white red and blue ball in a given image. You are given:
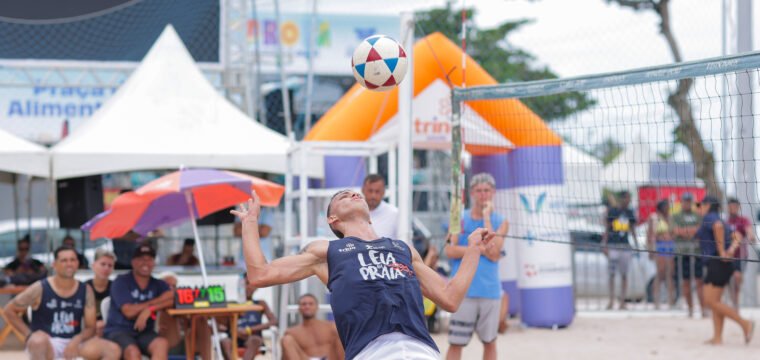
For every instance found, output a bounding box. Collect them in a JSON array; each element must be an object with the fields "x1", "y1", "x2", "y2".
[{"x1": 352, "y1": 35, "x2": 408, "y2": 92}]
